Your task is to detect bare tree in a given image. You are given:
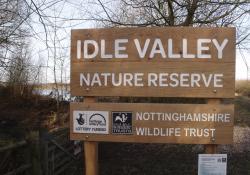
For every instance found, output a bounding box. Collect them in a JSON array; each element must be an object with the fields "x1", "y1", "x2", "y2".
[
  {"x1": 6, "y1": 41, "x2": 41, "y2": 98},
  {"x1": 3, "y1": 0, "x2": 248, "y2": 98},
  {"x1": 90, "y1": 0, "x2": 250, "y2": 48},
  {"x1": 0, "y1": 0, "x2": 31, "y2": 69}
]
